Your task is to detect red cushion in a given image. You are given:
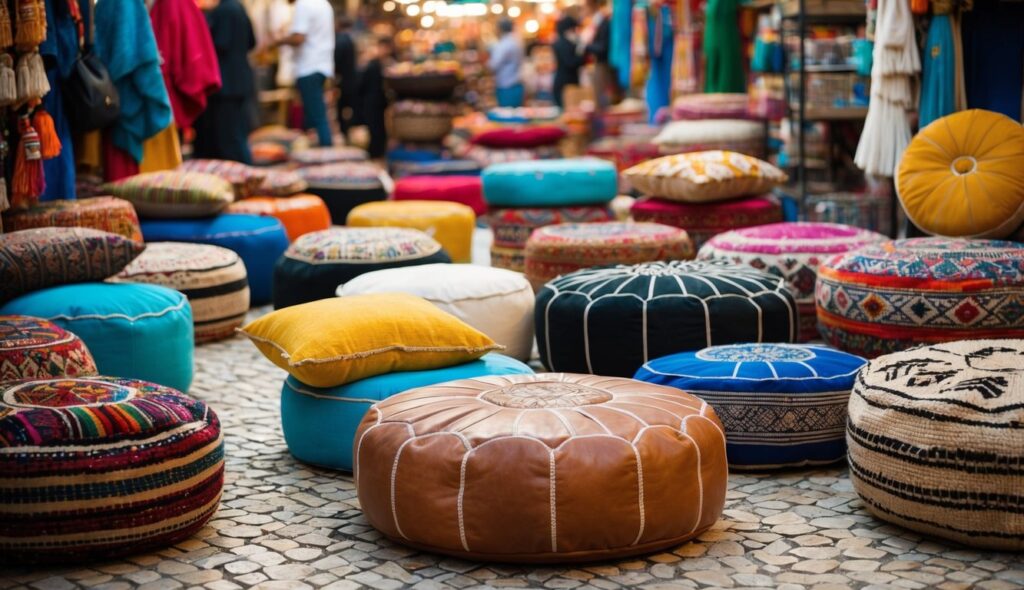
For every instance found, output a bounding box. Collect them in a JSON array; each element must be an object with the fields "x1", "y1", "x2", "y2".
[
  {"x1": 471, "y1": 126, "x2": 567, "y2": 148},
  {"x1": 392, "y1": 175, "x2": 486, "y2": 216}
]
